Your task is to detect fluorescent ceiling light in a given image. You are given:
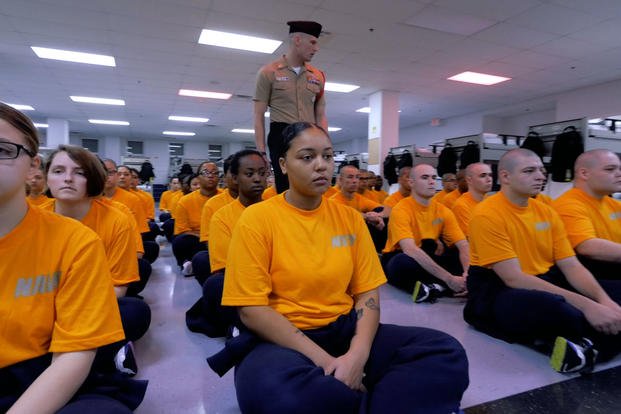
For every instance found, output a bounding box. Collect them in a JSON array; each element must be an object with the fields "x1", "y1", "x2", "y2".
[
  {"x1": 168, "y1": 115, "x2": 209, "y2": 123},
  {"x1": 179, "y1": 89, "x2": 232, "y2": 100},
  {"x1": 356, "y1": 107, "x2": 371, "y2": 113},
  {"x1": 198, "y1": 29, "x2": 282, "y2": 54},
  {"x1": 328, "y1": 127, "x2": 342, "y2": 132},
  {"x1": 447, "y1": 71, "x2": 511, "y2": 86},
  {"x1": 70, "y1": 96, "x2": 125, "y2": 106},
  {"x1": 232, "y1": 128, "x2": 254, "y2": 134},
  {"x1": 163, "y1": 131, "x2": 196, "y2": 136},
  {"x1": 88, "y1": 119, "x2": 129, "y2": 126},
  {"x1": 5, "y1": 103, "x2": 34, "y2": 111},
  {"x1": 31, "y1": 46, "x2": 116, "y2": 67},
  {"x1": 324, "y1": 82, "x2": 360, "y2": 93},
  {"x1": 34, "y1": 123, "x2": 48, "y2": 128}
]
